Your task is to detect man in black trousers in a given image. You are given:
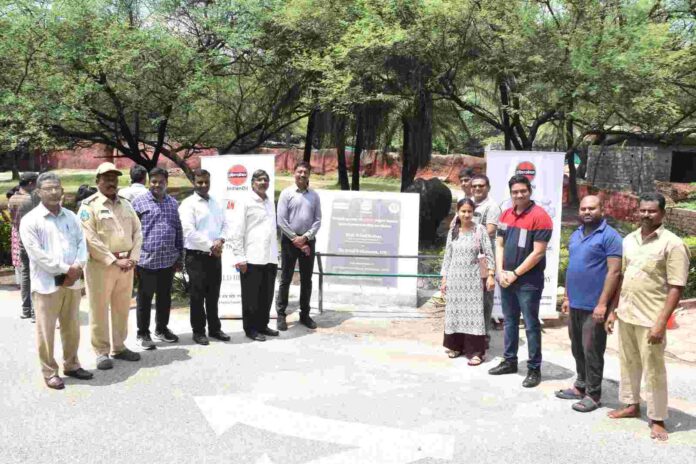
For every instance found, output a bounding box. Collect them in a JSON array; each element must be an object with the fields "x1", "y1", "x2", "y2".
[
  {"x1": 275, "y1": 161, "x2": 322, "y2": 331},
  {"x1": 557, "y1": 195, "x2": 622, "y2": 412},
  {"x1": 231, "y1": 170, "x2": 279, "y2": 341},
  {"x1": 178, "y1": 169, "x2": 231, "y2": 345}
]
